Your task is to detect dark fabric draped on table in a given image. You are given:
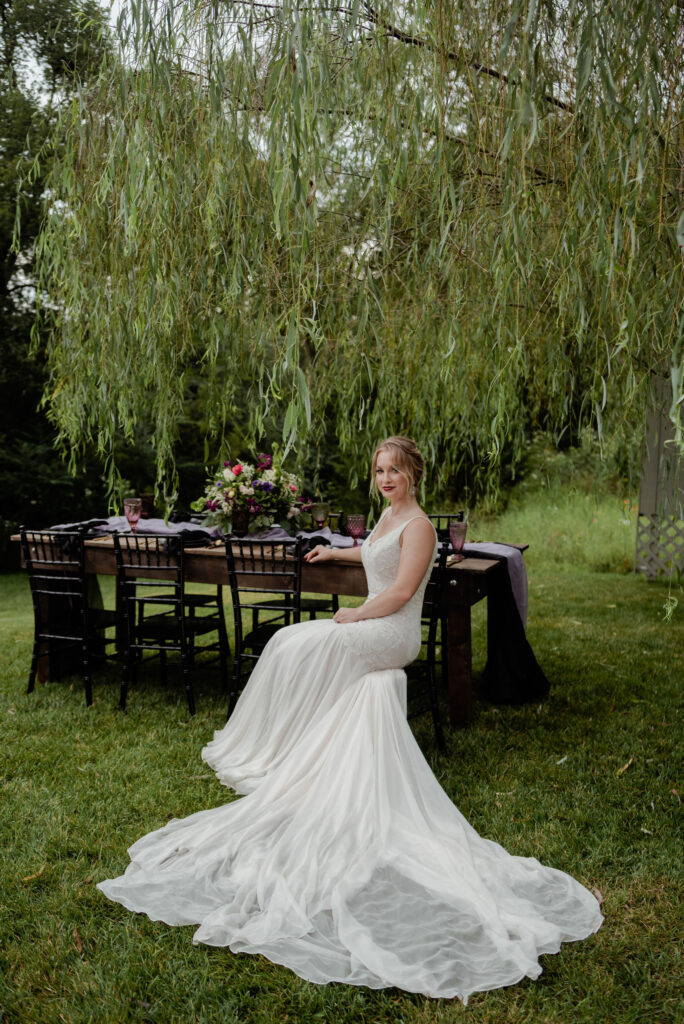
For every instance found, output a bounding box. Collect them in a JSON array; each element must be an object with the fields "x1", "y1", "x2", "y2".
[{"x1": 466, "y1": 550, "x2": 550, "y2": 705}]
